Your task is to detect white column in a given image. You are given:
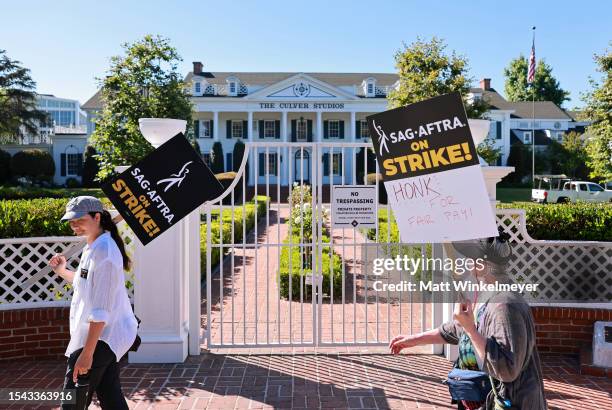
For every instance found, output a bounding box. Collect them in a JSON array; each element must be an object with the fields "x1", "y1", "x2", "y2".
[
  {"x1": 316, "y1": 111, "x2": 323, "y2": 142},
  {"x1": 247, "y1": 111, "x2": 253, "y2": 141},
  {"x1": 350, "y1": 111, "x2": 356, "y2": 141},
  {"x1": 247, "y1": 111, "x2": 254, "y2": 186},
  {"x1": 281, "y1": 111, "x2": 288, "y2": 142},
  {"x1": 129, "y1": 219, "x2": 188, "y2": 363},
  {"x1": 213, "y1": 111, "x2": 219, "y2": 140},
  {"x1": 281, "y1": 111, "x2": 288, "y2": 185}
]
